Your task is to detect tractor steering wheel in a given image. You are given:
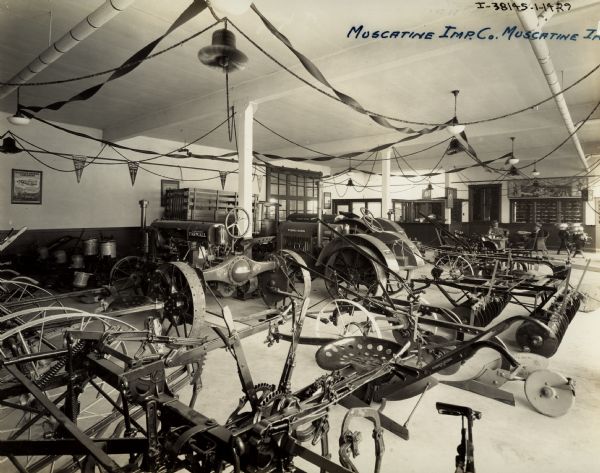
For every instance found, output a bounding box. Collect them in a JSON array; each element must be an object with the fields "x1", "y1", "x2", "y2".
[
  {"x1": 359, "y1": 207, "x2": 384, "y2": 233},
  {"x1": 225, "y1": 207, "x2": 251, "y2": 239}
]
